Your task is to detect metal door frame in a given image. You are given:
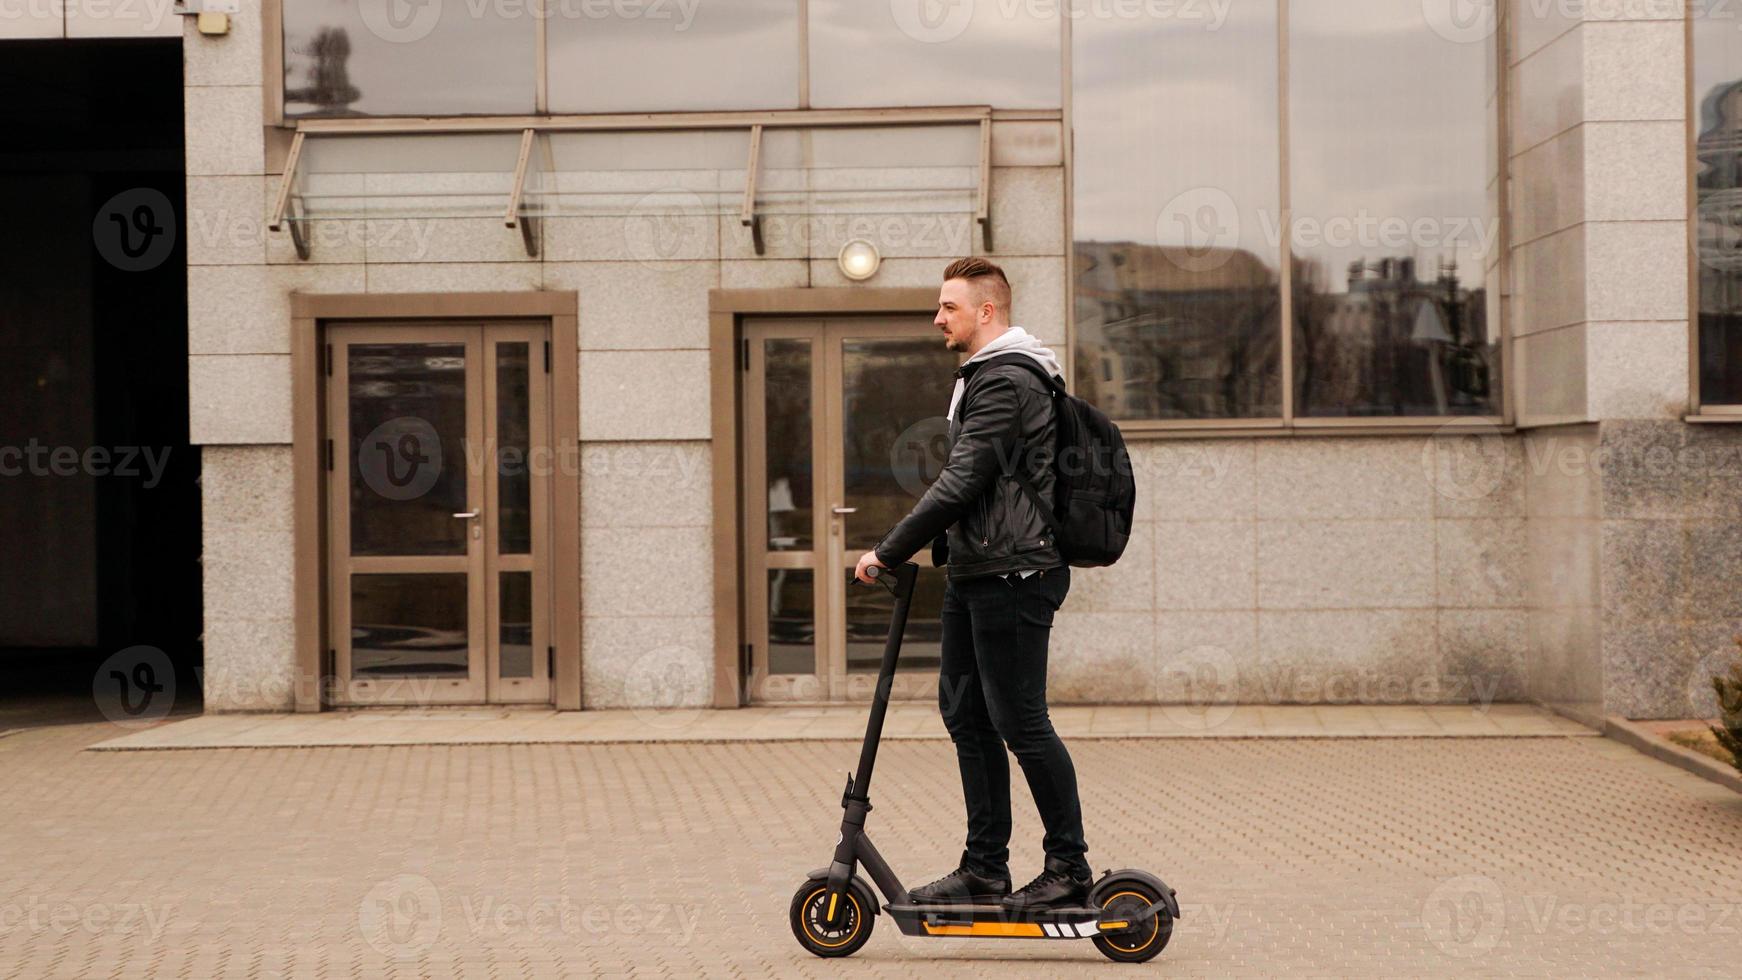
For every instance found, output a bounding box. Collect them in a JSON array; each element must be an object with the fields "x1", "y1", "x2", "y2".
[
  {"x1": 739, "y1": 315, "x2": 947, "y2": 703},
  {"x1": 324, "y1": 321, "x2": 552, "y2": 706}
]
